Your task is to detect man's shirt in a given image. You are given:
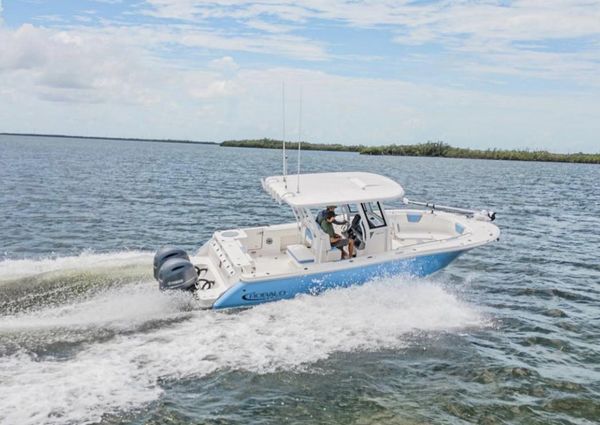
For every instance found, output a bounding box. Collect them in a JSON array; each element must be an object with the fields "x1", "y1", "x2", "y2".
[{"x1": 320, "y1": 220, "x2": 335, "y2": 239}]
